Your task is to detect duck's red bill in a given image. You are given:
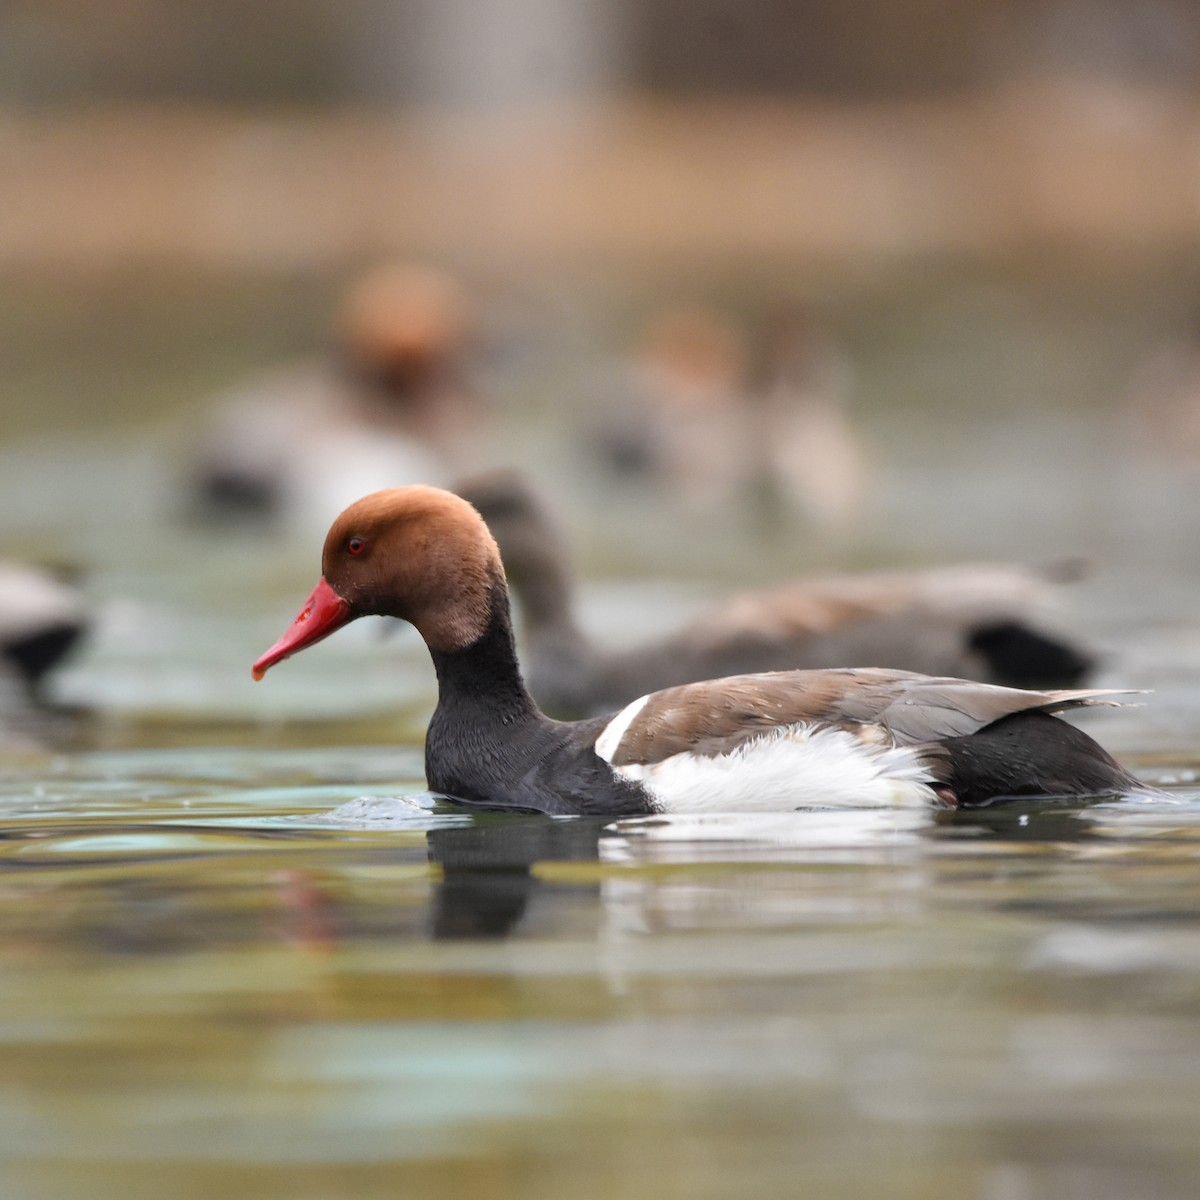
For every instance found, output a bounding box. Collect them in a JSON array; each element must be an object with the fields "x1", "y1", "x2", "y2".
[{"x1": 252, "y1": 577, "x2": 352, "y2": 680}]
